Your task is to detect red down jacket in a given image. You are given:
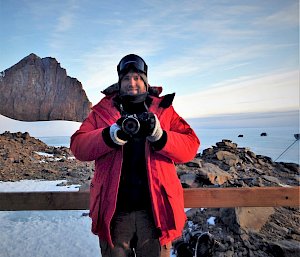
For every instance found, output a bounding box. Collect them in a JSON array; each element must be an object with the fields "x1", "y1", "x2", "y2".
[{"x1": 70, "y1": 88, "x2": 200, "y2": 247}]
